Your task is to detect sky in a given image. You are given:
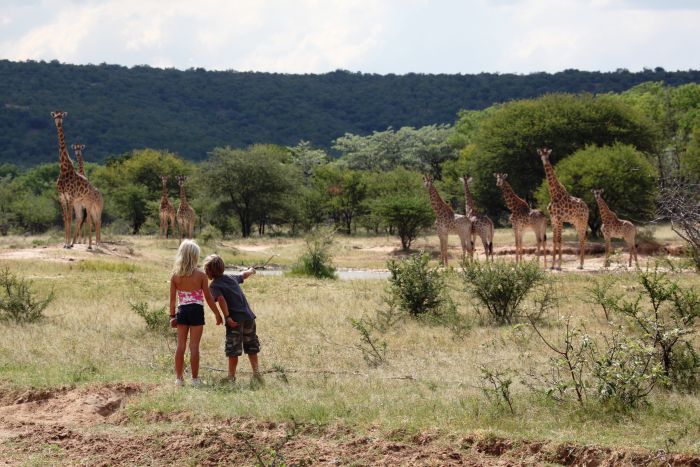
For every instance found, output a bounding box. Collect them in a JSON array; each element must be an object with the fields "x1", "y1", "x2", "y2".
[{"x1": 0, "y1": 0, "x2": 698, "y2": 75}]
